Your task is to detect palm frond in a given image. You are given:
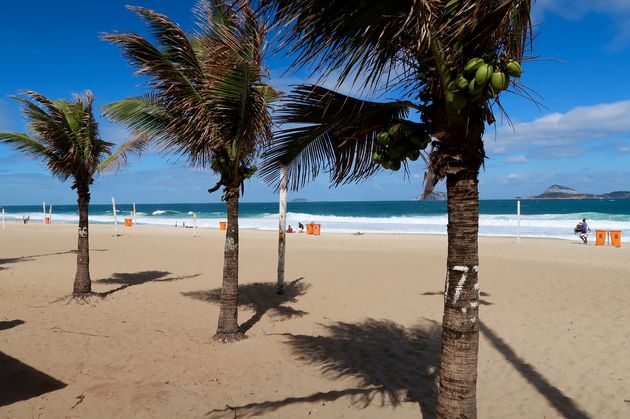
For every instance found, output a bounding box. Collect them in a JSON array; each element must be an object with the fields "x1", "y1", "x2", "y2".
[
  {"x1": 0, "y1": 132, "x2": 50, "y2": 158},
  {"x1": 263, "y1": 0, "x2": 435, "y2": 90},
  {"x1": 101, "y1": 6, "x2": 203, "y2": 102},
  {"x1": 126, "y1": 5, "x2": 204, "y2": 80},
  {"x1": 2, "y1": 90, "x2": 117, "y2": 184},
  {"x1": 102, "y1": 96, "x2": 171, "y2": 143},
  {"x1": 260, "y1": 84, "x2": 415, "y2": 189},
  {"x1": 104, "y1": 0, "x2": 274, "y2": 182},
  {"x1": 96, "y1": 136, "x2": 149, "y2": 174}
]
